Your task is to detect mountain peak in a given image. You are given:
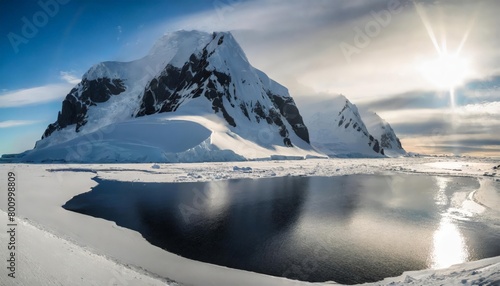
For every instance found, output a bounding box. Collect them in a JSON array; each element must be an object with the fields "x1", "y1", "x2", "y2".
[
  {"x1": 149, "y1": 30, "x2": 210, "y2": 54},
  {"x1": 135, "y1": 29, "x2": 308, "y2": 144}
]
